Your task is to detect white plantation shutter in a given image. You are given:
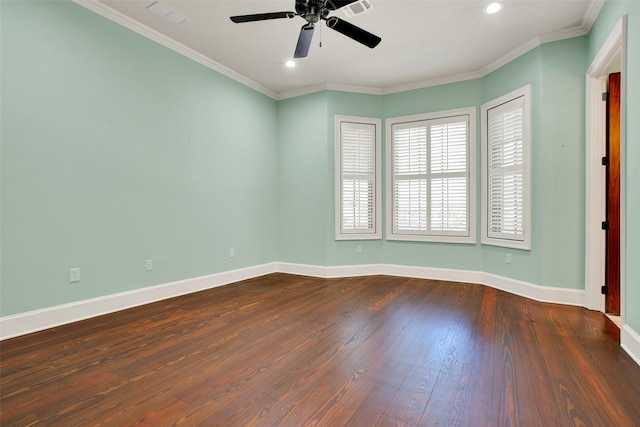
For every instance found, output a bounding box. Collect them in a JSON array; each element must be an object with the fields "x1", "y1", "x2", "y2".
[
  {"x1": 393, "y1": 124, "x2": 428, "y2": 231},
  {"x1": 335, "y1": 117, "x2": 381, "y2": 240},
  {"x1": 430, "y1": 120, "x2": 468, "y2": 232},
  {"x1": 390, "y1": 114, "x2": 471, "y2": 238},
  {"x1": 481, "y1": 85, "x2": 531, "y2": 250},
  {"x1": 487, "y1": 96, "x2": 525, "y2": 240},
  {"x1": 341, "y1": 123, "x2": 375, "y2": 231}
]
